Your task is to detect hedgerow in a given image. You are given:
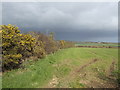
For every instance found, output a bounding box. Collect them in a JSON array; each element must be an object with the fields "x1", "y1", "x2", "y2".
[{"x1": 1, "y1": 24, "x2": 74, "y2": 71}]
